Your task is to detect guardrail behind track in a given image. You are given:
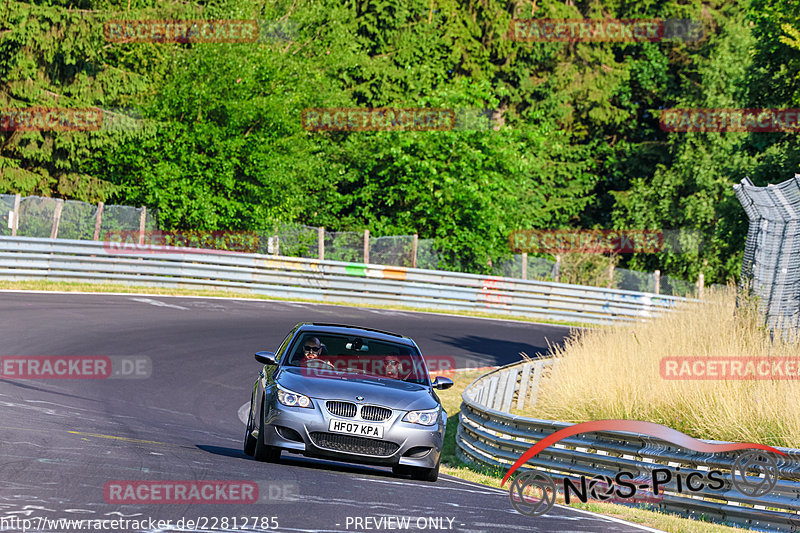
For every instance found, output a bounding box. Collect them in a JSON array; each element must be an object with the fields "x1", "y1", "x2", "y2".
[{"x1": 0, "y1": 237, "x2": 693, "y2": 325}]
